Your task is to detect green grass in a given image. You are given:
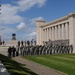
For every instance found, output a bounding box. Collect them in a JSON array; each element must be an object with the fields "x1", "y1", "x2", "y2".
[
  {"x1": 24, "y1": 54, "x2": 75, "y2": 75},
  {"x1": 0, "y1": 54, "x2": 37, "y2": 75}
]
